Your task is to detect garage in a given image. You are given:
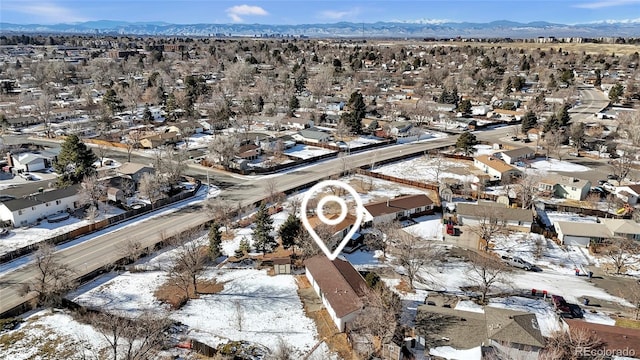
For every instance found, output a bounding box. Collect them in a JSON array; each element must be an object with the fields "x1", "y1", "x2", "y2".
[
  {"x1": 554, "y1": 221, "x2": 610, "y2": 247},
  {"x1": 562, "y1": 235, "x2": 591, "y2": 247}
]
